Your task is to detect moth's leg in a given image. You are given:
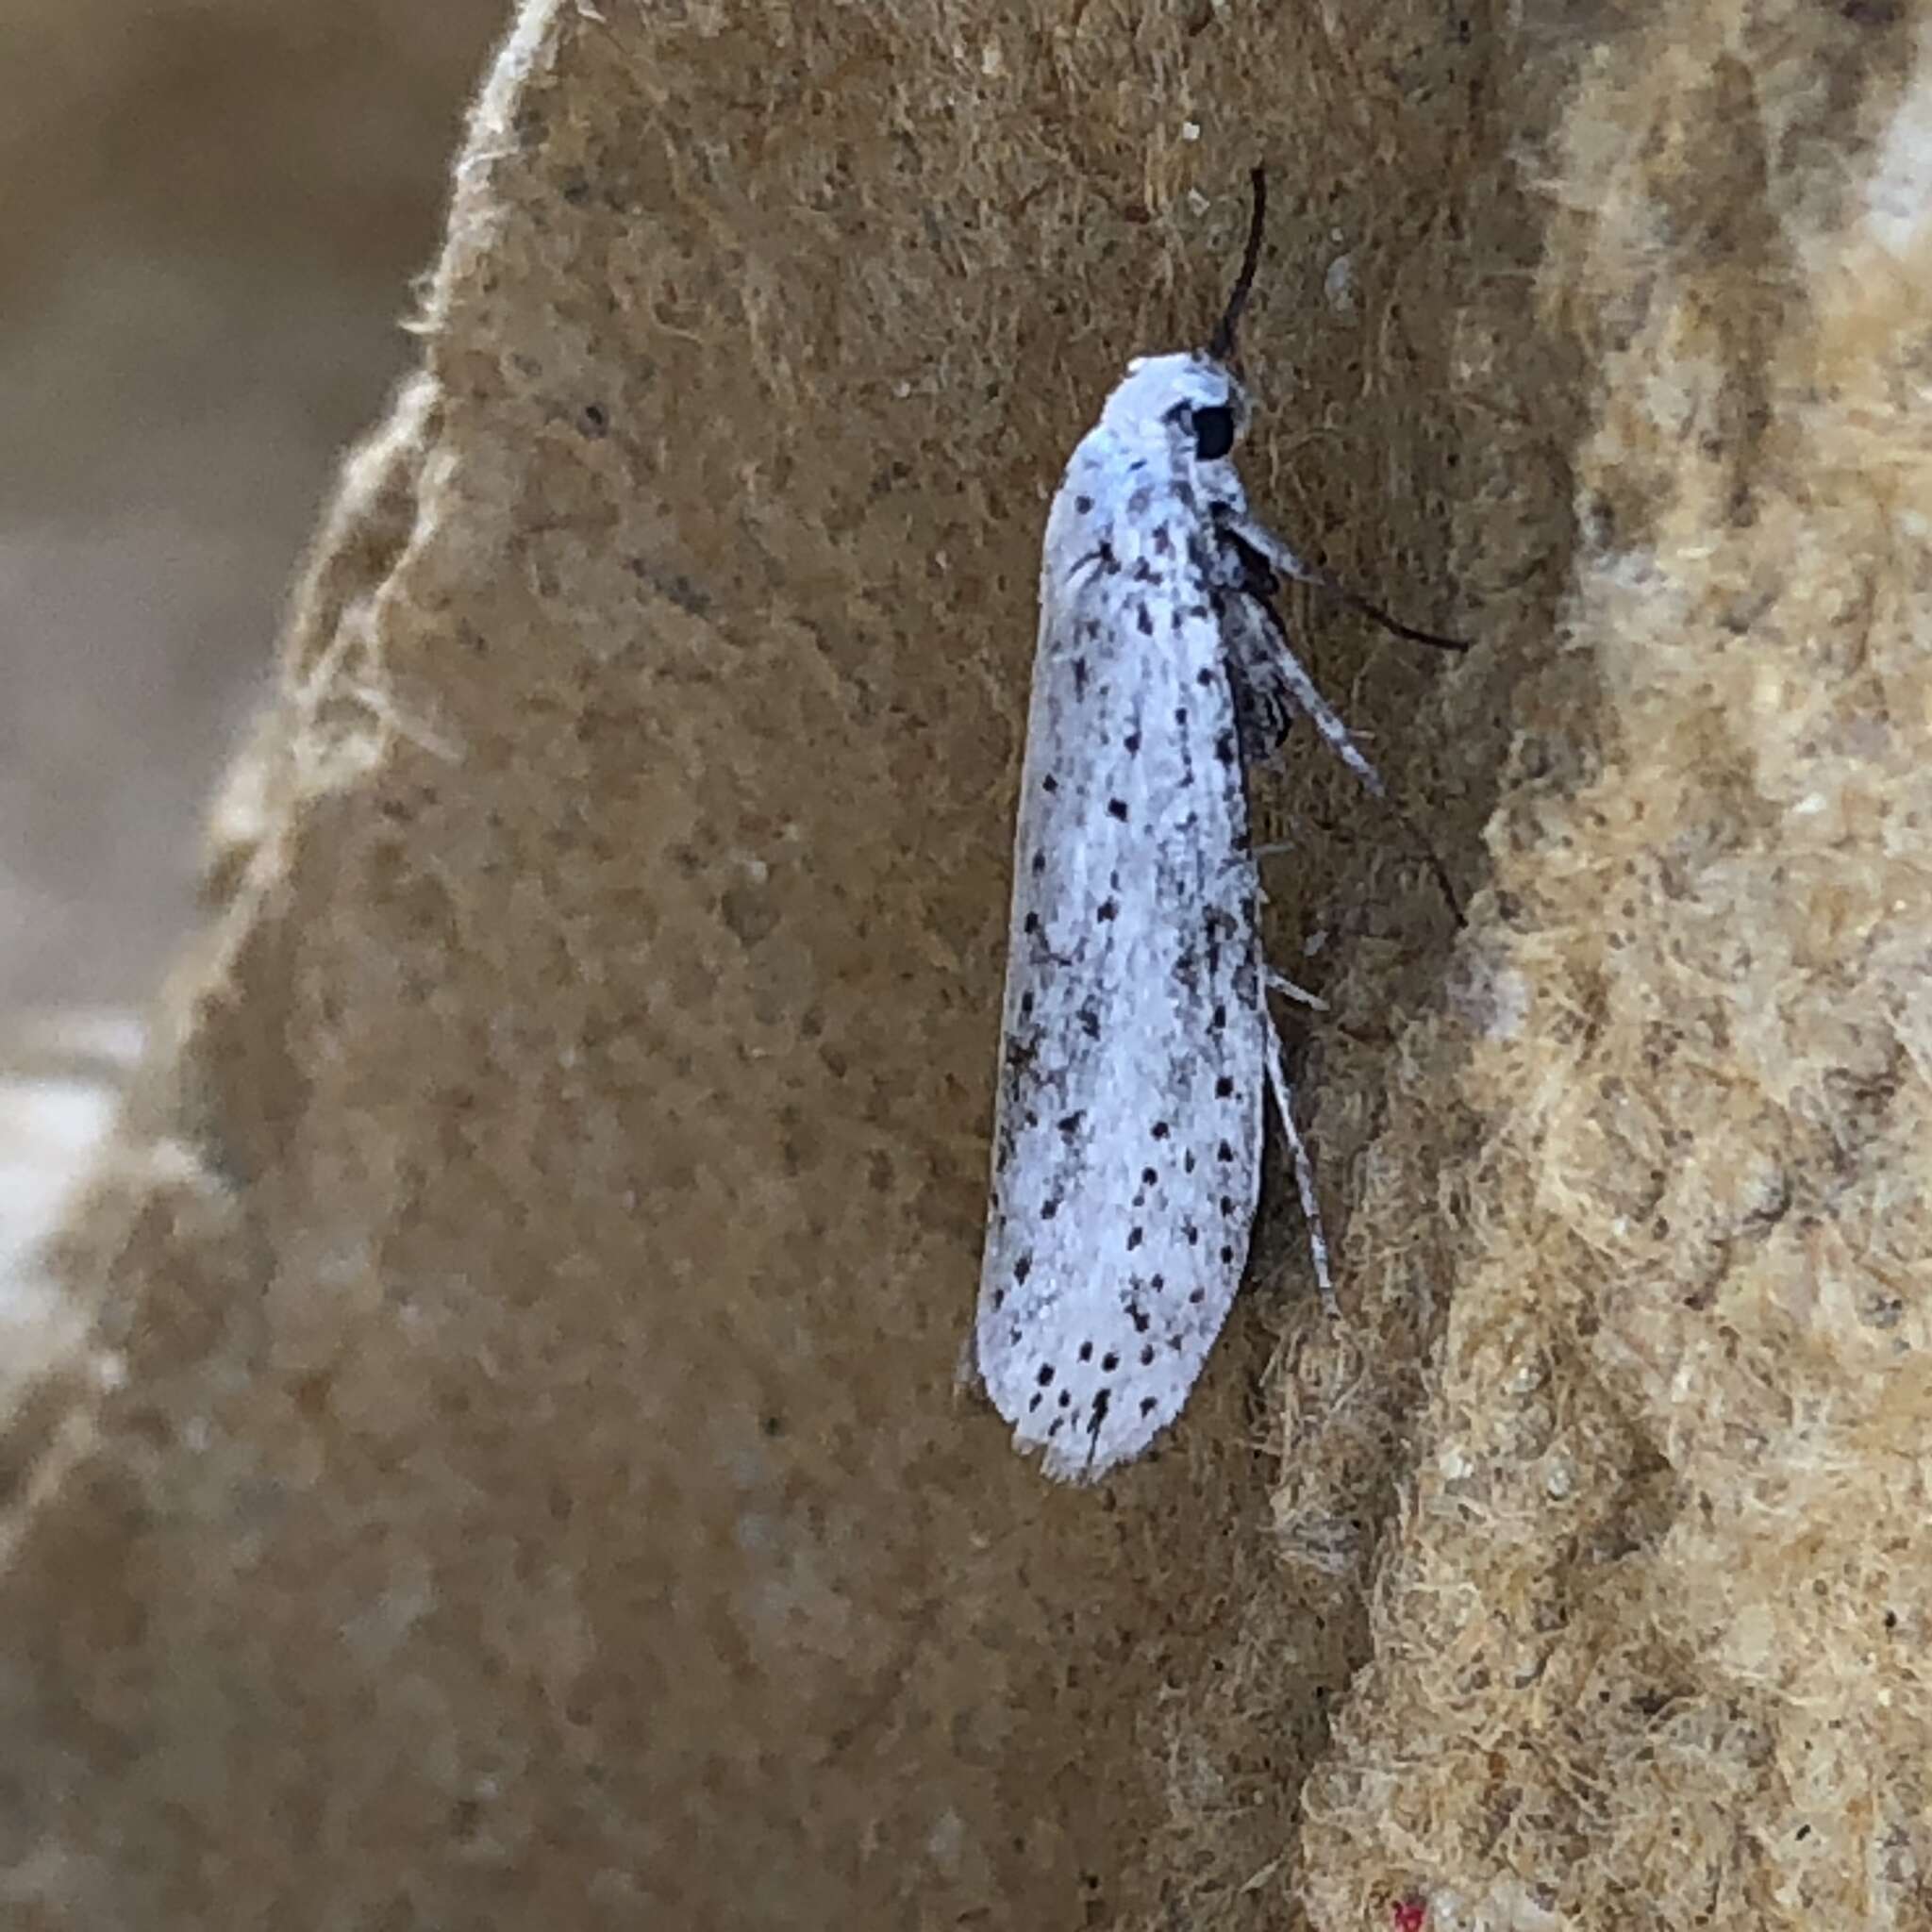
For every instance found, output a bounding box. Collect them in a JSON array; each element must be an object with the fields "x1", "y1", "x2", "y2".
[
  {"x1": 1227, "y1": 587, "x2": 1464, "y2": 923},
  {"x1": 953, "y1": 1330, "x2": 985, "y2": 1399},
  {"x1": 1241, "y1": 600, "x2": 1396, "y2": 805},
  {"x1": 1221, "y1": 512, "x2": 1467, "y2": 653},
  {"x1": 1266, "y1": 967, "x2": 1326, "y2": 1011},
  {"x1": 1262, "y1": 1011, "x2": 1338, "y2": 1315}
]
